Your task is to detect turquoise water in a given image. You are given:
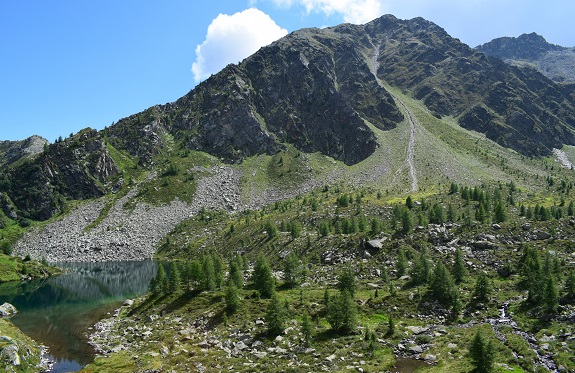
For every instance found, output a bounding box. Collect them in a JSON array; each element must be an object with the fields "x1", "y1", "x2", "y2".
[{"x1": 0, "y1": 261, "x2": 158, "y2": 372}]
